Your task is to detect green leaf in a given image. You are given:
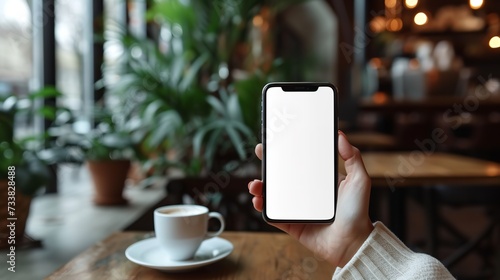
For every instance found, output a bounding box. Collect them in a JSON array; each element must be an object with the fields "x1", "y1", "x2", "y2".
[
  {"x1": 170, "y1": 56, "x2": 184, "y2": 86},
  {"x1": 179, "y1": 53, "x2": 209, "y2": 91},
  {"x1": 186, "y1": 157, "x2": 202, "y2": 176},
  {"x1": 192, "y1": 120, "x2": 220, "y2": 157},
  {"x1": 15, "y1": 151, "x2": 51, "y2": 196},
  {"x1": 1, "y1": 96, "x2": 17, "y2": 112},
  {"x1": 235, "y1": 74, "x2": 265, "y2": 134},
  {"x1": 225, "y1": 125, "x2": 246, "y2": 159},
  {"x1": 203, "y1": 127, "x2": 223, "y2": 170},
  {"x1": 100, "y1": 133, "x2": 133, "y2": 149},
  {"x1": 206, "y1": 96, "x2": 225, "y2": 116},
  {"x1": 147, "y1": 111, "x2": 182, "y2": 148},
  {"x1": 229, "y1": 119, "x2": 254, "y2": 137},
  {"x1": 147, "y1": 0, "x2": 196, "y2": 28},
  {"x1": 29, "y1": 86, "x2": 62, "y2": 99},
  {"x1": 143, "y1": 100, "x2": 164, "y2": 124},
  {"x1": 37, "y1": 107, "x2": 57, "y2": 120},
  {"x1": 226, "y1": 94, "x2": 242, "y2": 121}
]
